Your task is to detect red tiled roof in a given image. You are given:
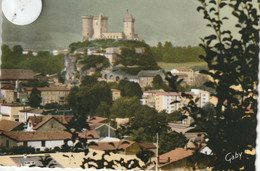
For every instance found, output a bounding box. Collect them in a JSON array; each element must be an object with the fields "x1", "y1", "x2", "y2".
[
  {"x1": 176, "y1": 69, "x2": 192, "y2": 72},
  {"x1": 139, "y1": 143, "x2": 156, "y2": 150},
  {"x1": 159, "y1": 148, "x2": 194, "y2": 166},
  {"x1": 0, "y1": 120, "x2": 24, "y2": 131},
  {"x1": 78, "y1": 129, "x2": 100, "y2": 139},
  {"x1": 2, "y1": 131, "x2": 72, "y2": 141},
  {"x1": 87, "y1": 116, "x2": 108, "y2": 124},
  {"x1": 0, "y1": 69, "x2": 36, "y2": 80},
  {"x1": 88, "y1": 140, "x2": 136, "y2": 151},
  {"x1": 28, "y1": 116, "x2": 74, "y2": 130}
]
